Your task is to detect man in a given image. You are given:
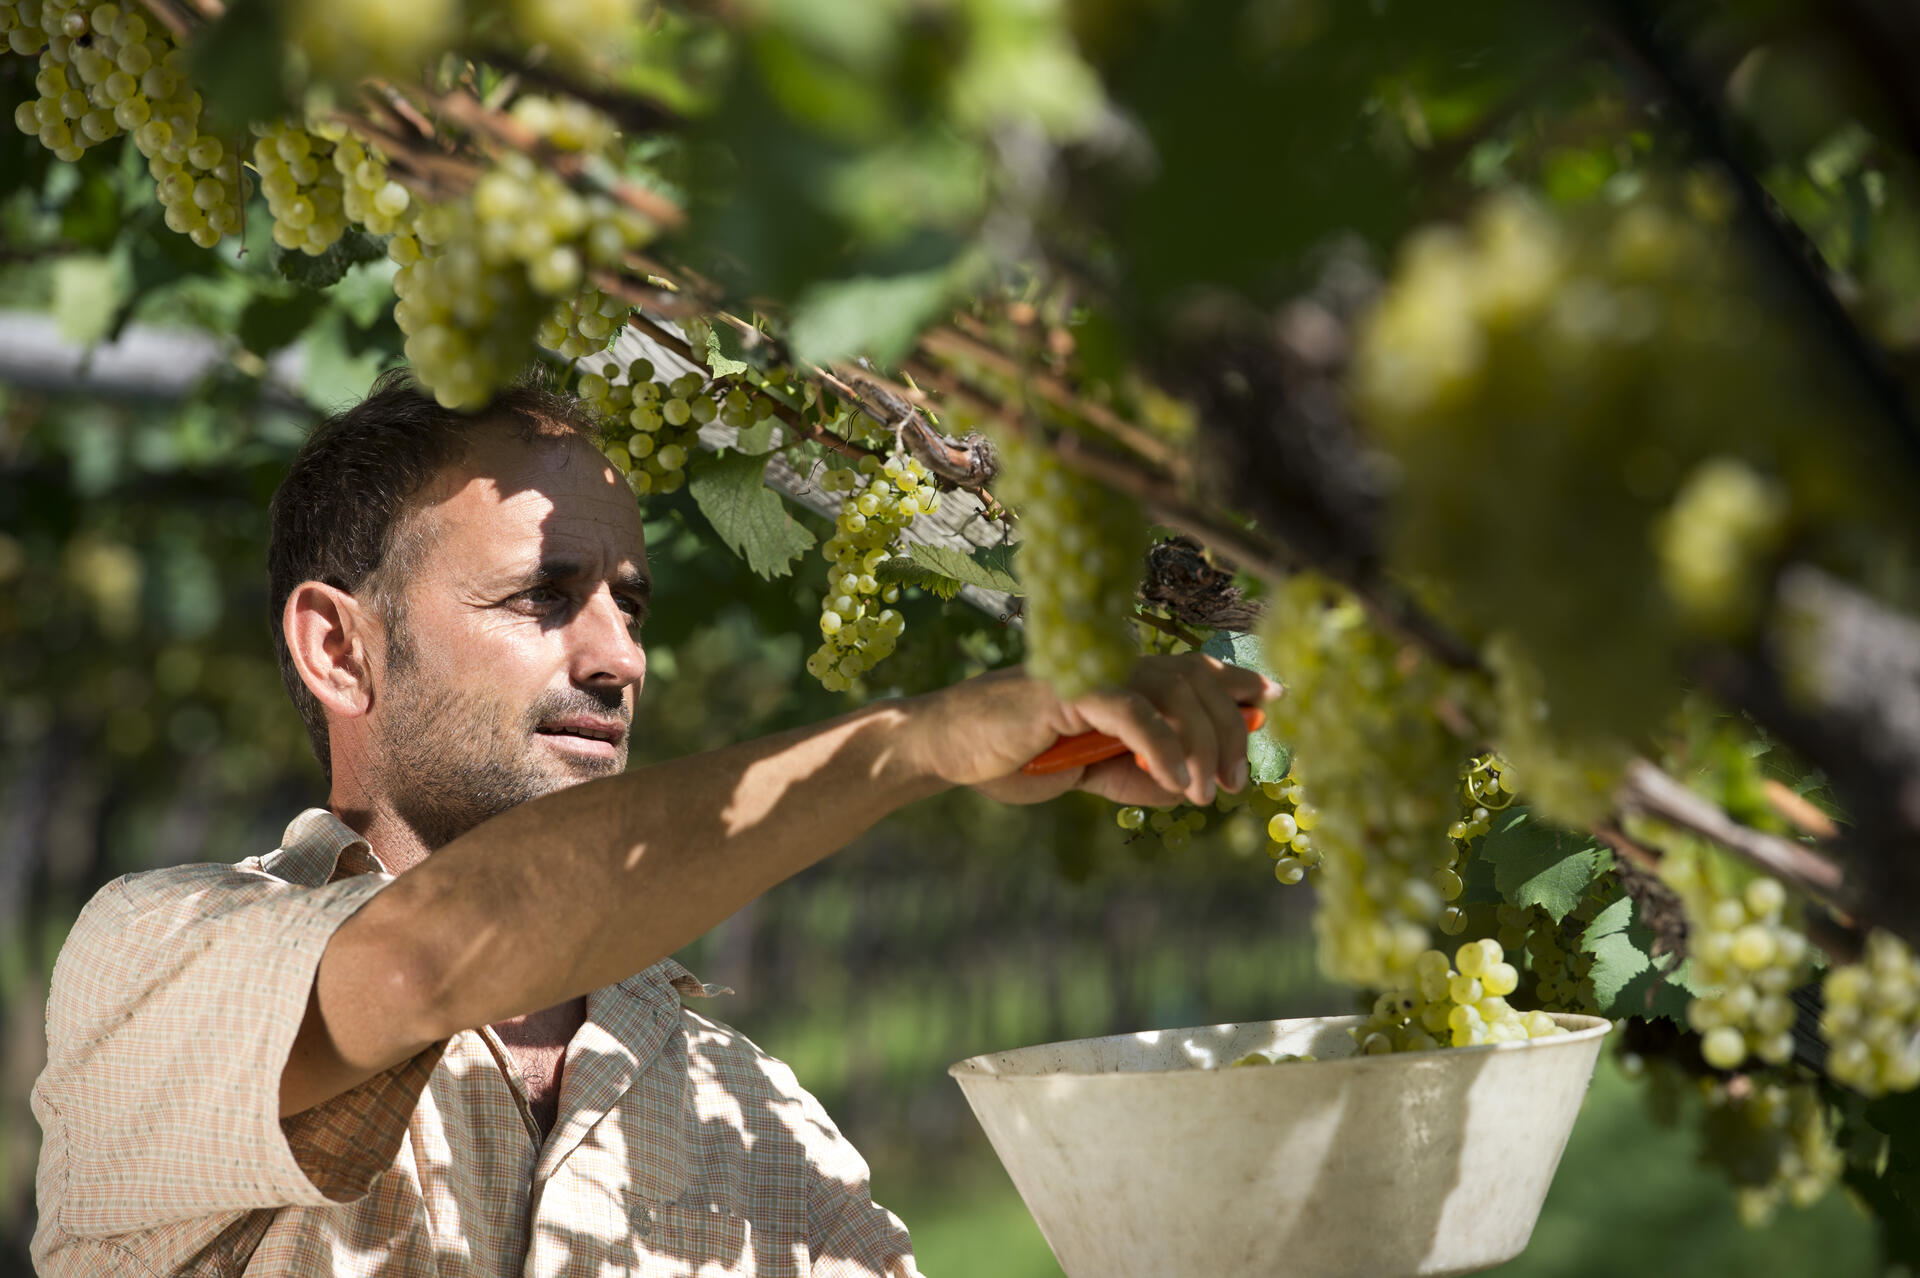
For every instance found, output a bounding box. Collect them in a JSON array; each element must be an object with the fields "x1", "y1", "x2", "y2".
[{"x1": 32, "y1": 372, "x2": 1270, "y2": 1276}]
